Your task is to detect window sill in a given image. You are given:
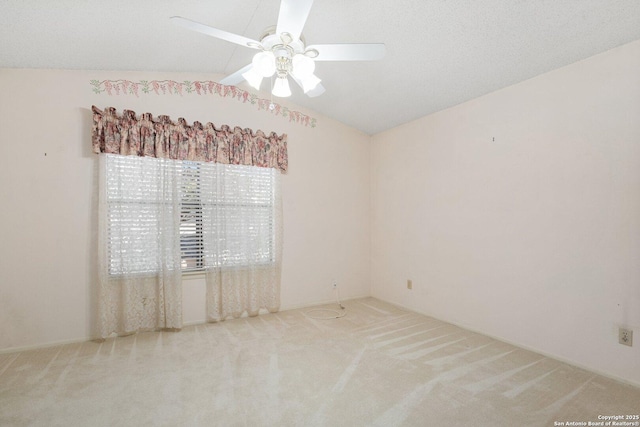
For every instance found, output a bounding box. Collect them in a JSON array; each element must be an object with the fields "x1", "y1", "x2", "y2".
[{"x1": 182, "y1": 270, "x2": 205, "y2": 280}]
